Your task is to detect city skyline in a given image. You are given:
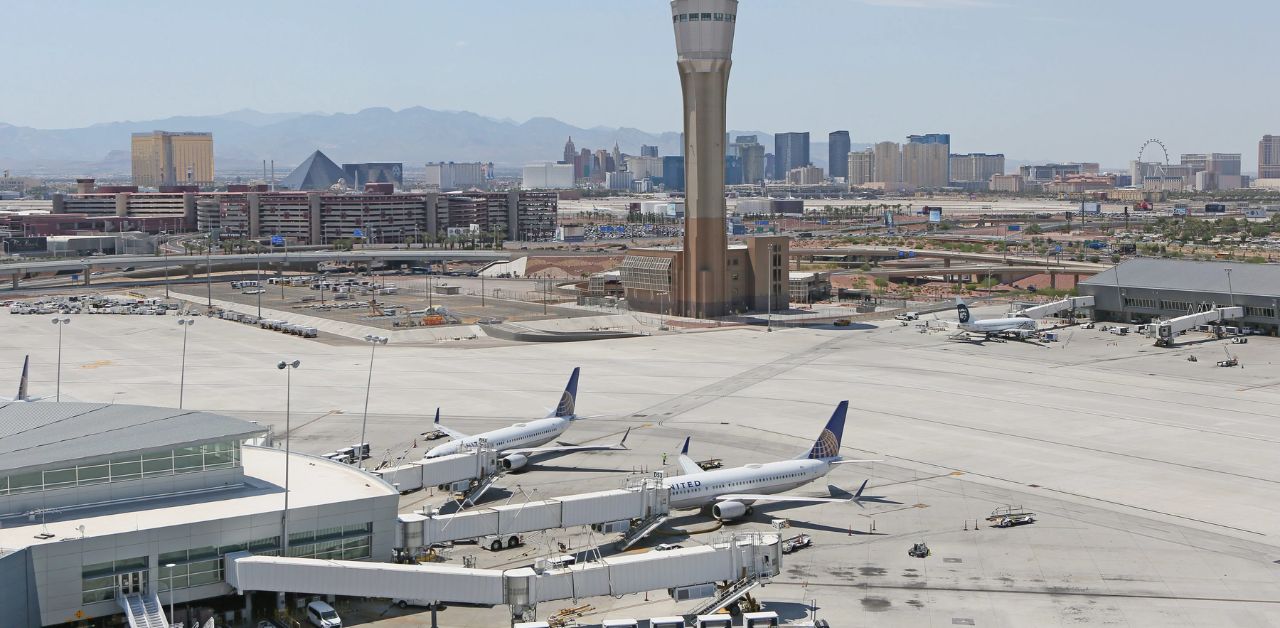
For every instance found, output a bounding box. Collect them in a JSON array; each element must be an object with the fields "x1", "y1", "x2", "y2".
[{"x1": 3, "y1": 0, "x2": 1277, "y2": 170}]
